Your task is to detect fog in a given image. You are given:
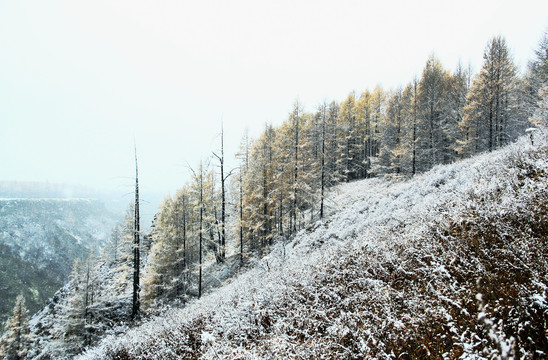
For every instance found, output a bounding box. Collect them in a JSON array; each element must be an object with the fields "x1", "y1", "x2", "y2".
[{"x1": 1, "y1": 0, "x2": 547, "y2": 226}]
